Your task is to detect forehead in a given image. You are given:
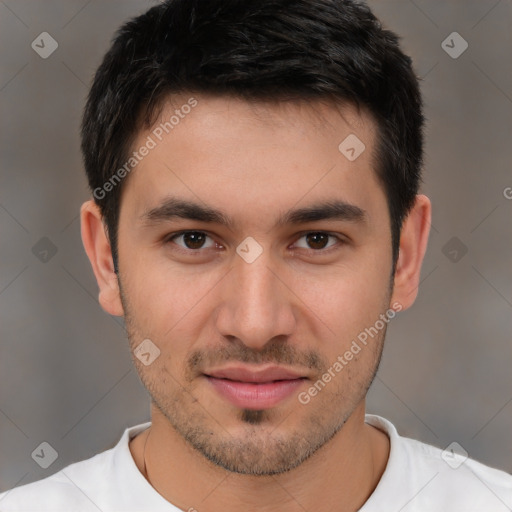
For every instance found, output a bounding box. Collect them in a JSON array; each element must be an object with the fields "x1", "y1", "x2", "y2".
[{"x1": 120, "y1": 93, "x2": 386, "y2": 232}]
